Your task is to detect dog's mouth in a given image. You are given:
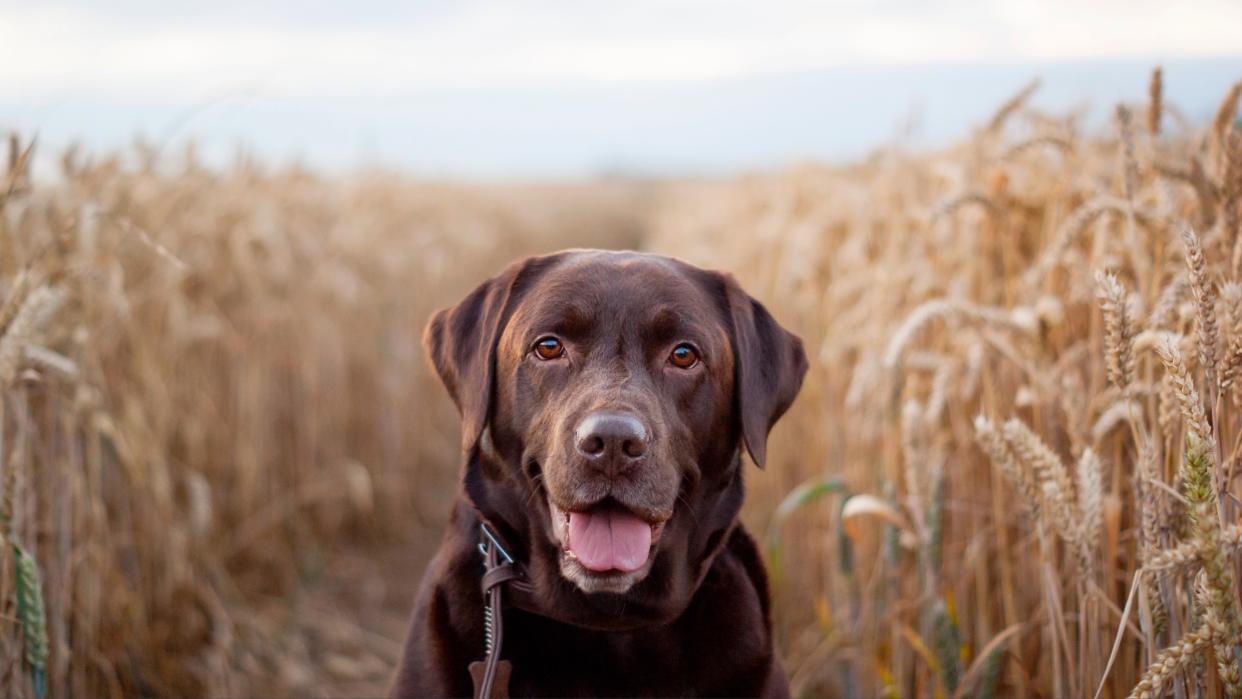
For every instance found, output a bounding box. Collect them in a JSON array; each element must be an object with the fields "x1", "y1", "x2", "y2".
[{"x1": 547, "y1": 496, "x2": 668, "y2": 591}]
